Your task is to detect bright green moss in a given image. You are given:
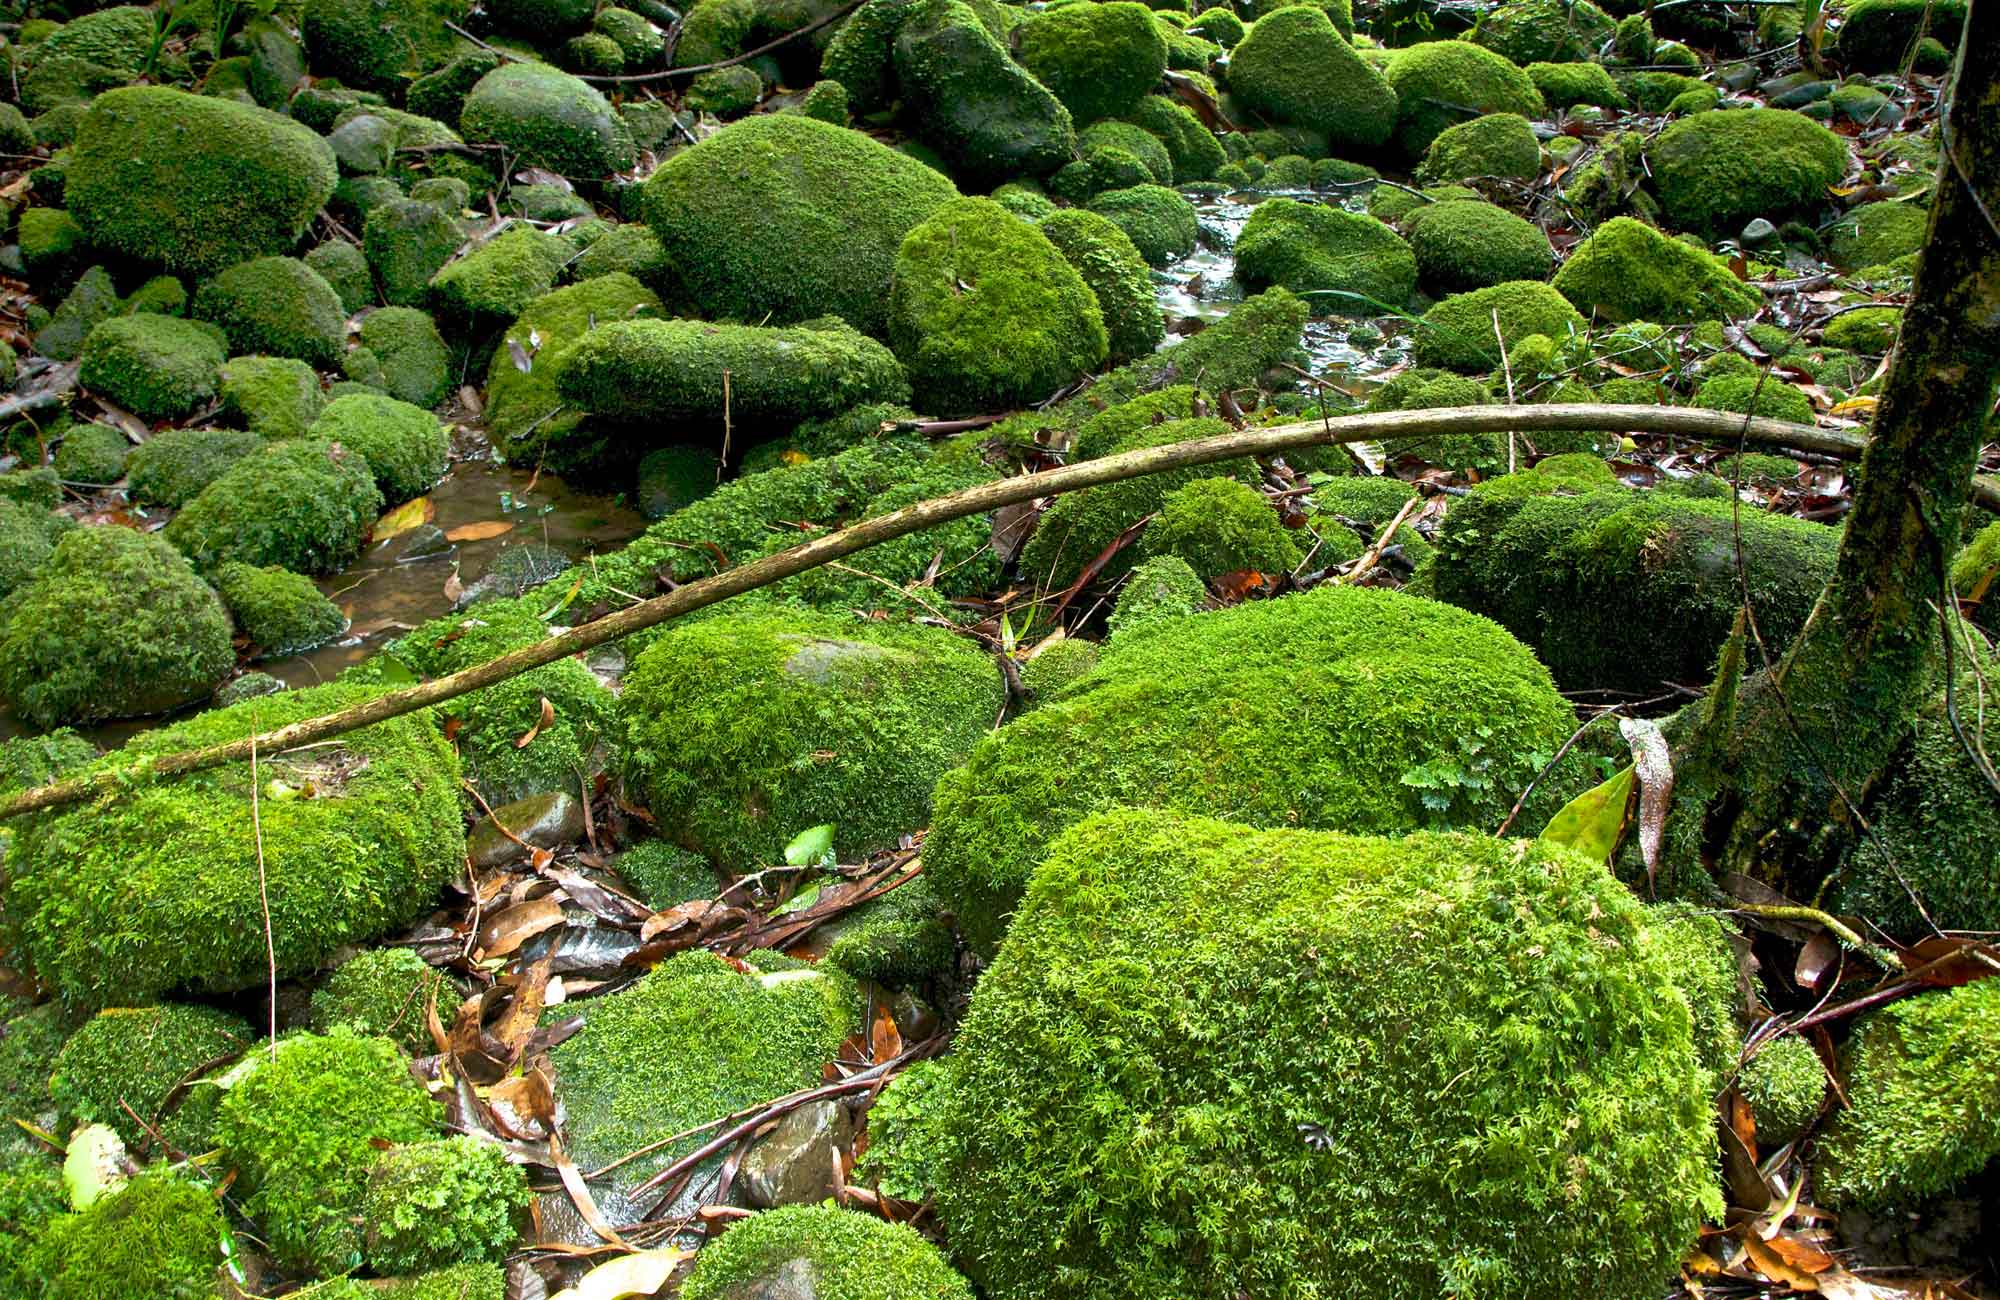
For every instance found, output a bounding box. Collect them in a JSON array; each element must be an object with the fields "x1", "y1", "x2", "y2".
[
  {"x1": 613, "y1": 839, "x2": 718, "y2": 907},
  {"x1": 1641, "y1": 901, "x2": 1743, "y2": 1086},
  {"x1": 429, "y1": 225, "x2": 570, "y2": 326},
  {"x1": 49, "y1": 1003, "x2": 251, "y2": 1152},
  {"x1": 1667, "y1": 85, "x2": 1721, "y2": 115},
  {"x1": 1527, "y1": 60, "x2": 1624, "y2": 109},
  {"x1": 570, "y1": 223, "x2": 673, "y2": 294},
  {"x1": 683, "y1": 1205, "x2": 973, "y2": 1299},
  {"x1": 167, "y1": 439, "x2": 384, "y2": 575},
  {"x1": 797, "y1": 76, "x2": 850, "y2": 123},
  {"x1": 1430, "y1": 489, "x2": 1839, "y2": 693},
  {"x1": 361, "y1": 1136, "x2": 531, "y2": 1274},
  {"x1": 193, "y1": 257, "x2": 346, "y2": 368},
  {"x1": 8, "y1": 684, "x2": 463, "y2": 1008},
  {"x1": 309, "y1": 947, "x2": 452, "y2": 1054},
  {"x1": 1086, "y1": 183, "x2": 1199, "y2": 267},
  {"x1": 1818, "y1": 980, "x2": 2000, "y2": 1207},
  {"x1": 1552, "y1": 217, "x2": 1760, "y2": 324},
  {"x1": 302, "y1": 0, "x2": 467, "y2": 90},
  {"x1": 925, "y1": 586, "x2": 1586, "y2": 950},
  {"x1": 621, "y1": 608, "x2": 1003, "y2": 870},
  {"x1": 0, "y1": 526, "x2": 233, "y2": 729},
  {"x1": 0, "y1": 1002, "x2": 70, "y2": 1125},
  {"x1": 1077, "y1": 119, "x2": 1173, "y2": 185},
  {"x1": 1038, "y1": 208, "x2": 1166, "y2": 365},
  {"x1": 0, "y1": 1149, "x2": 65, "y2": 1297},
  {"x1": 1416, "y1": 112, "x2": 1541, "y2": 184},
  {"x1": 1124, "y1": 94, "x2": 1227, "y2": 181},
  {"x1": 1019, "y1": 636, "x2": 1102, "y2": 706},
  {"x1": 0, "y1": 499, "x2": 72, "y2": 599},
  {"x1": 1311, "y1": 475, "x2": 1420, "y2": 530},
  {"x1": 1740, "y1": 1036, "x2": 1822, "y2": 1148},
  {"x1": 217, "y1": 1029, "x2": 443, "y2": 1274},
  {"x1": 484, "y1": 273, "x2": 662, "y2": 469},
  {"x1": 379, "y1": 1263, "x2": 507, "y2": 1300},
  {"x1": 1415, "y1": 280, "x2": 1585, "y2": 372},
  {"x1": 351, "y1": 307, "x2": 451, "y2": 409},
  {"x1": 460, "y1": 61, "x2": 637, "y2": 178},
  {"x1": 365, "y1": 198, "x2": 467, "y2": 310},
  {"x1": 124, "y1": 274, "x2": 188, "y2": 318},
  {"x1": 549, "y1": 951, "x2": 856, "y2": 1208},
  {"x1": 1364, "y1": 367, "x2": 1505, "y2": 473},
  {"x1": 1951, "y1": 519, "x2": 2000, "y2": 633},
  {"x1": 306, "y1": 393, "x2": 448, "y2": 504},
  {"x1": 1826, "y1": 199, "x2": 1927, "y2": 270},
  {"x1": 642, "y1": 114, "x2": 960, "y2": 337},
  {"x1": 1148, "y1": 476, "x2": 1301, "y2": 578},
  {"x1": 65, "y1": 87, "x2": 337, "y2": 277},
  {"x1": 17, "y1": 206, "x2": 87, "y2": 286},
  {"x1": 892, "y1": 0, "x2": 1076, "y2": 186},
  {"x1": 37, "y1": 1172, "x2": 226, "y2": 1300},
  {"x1": 1384, "y1": 39, "x2": 1545, "y2": 159},
  {"x1": 1070, "y1": 384, "x2": 1199, "y2": 459},
  {"x1": 687, "y1": 63, "x2": 763, "y2": 114},
  {"x1": 921, "y1": 809, "x2": 1717, "y2": 1298},
  {"x1": 214, "y1": 561, "x2": 346, "y2": 657},
  {"x1": 51, "y1": 420, "x2": 127, "y2": 487},
  {"x1": 35, "y1": 6, "x2": 155, "y2": 74},
  {"x1": 1226, "y1": 6, "x2": 1395, "y2": 151},
  {"x1": 1406, "y1": 199, "x2": 1551, "y2": 294},
  {"x1": 1185, "y1": 6, "x2": 1245, "y2": 43},
  {"x1": 1611, "y1": 11, "x2": 1655, "y2": 61},
  {"x1": 1647, "y1": 109, "x2": 1848, "y2": 236},
  {"x1": 821, "y1": 874, "x2": 956, "y2": 985},
  {"x1": 888, "y1": 197, "x2": 1106, "y2": 411},
  {"x1": 1235, "y1": 196, "x2": 1415, "y2": 310},
  {"x1": 1693, "y1": 372, "x2": 1816, "y2": 423},
  {"x1": 1015, "y1": 1, "x2": 1169, "y2": 124},
  {"x1": 77, "y1": 313, "x2": 226, "y2": 420},
  {"x1": 124, "y1": 429, "x2": 262, "y2": 509},
  {"x1": 596, "y1": 6, "x2": 667, "y2": 63},
  {"x1": 1822, "y1": 306, "x2": 1901, "y2": 353},
  {"x1": 1471, "y1": 0, "x2": 1615, "y2": 62},
  {"x1": 1366, "y1": 182, "x2": 1476, "y2": 225},
  {"x1": 216, "y1": 355, "x2": 323, "y2": 441}
]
